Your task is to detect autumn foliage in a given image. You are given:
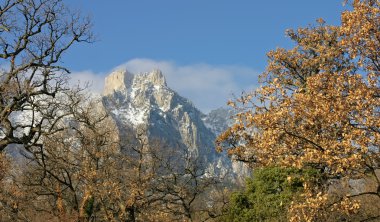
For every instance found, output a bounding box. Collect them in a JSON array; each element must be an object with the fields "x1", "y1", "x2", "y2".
[
  {"x1": 2, "y1": 0, "x2": 380, "y2": 221},
  {"x1": 217, "y1": 0, "x2": 380, "y2": 221}
]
